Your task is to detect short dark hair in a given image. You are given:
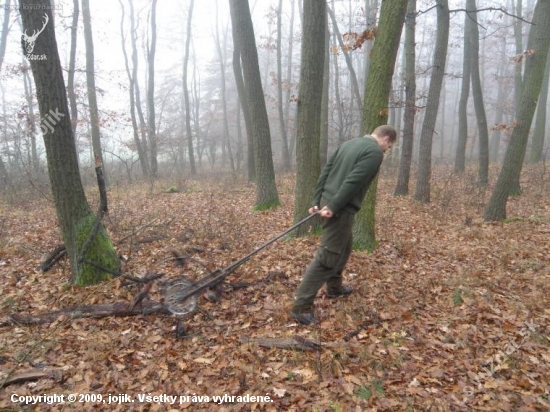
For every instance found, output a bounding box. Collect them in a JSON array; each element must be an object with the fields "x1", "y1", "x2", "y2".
[{"x1": 372, "y1": 125, "x2": 397, "y2": 142}]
